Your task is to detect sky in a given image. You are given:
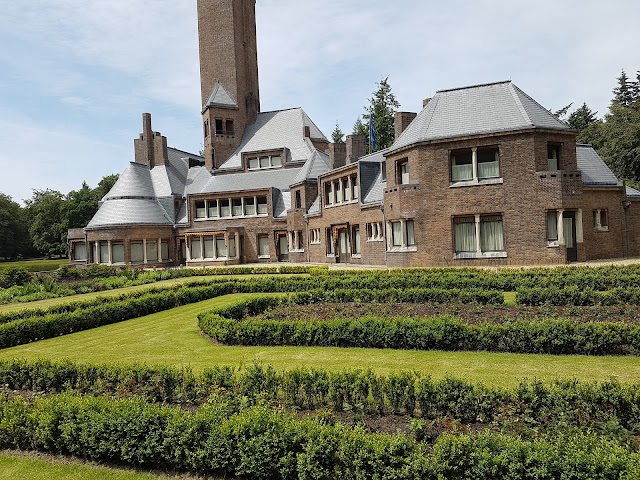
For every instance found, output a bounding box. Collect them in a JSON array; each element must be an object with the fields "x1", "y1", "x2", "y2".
[{"x1": 1, "y1": 0, "x2": 639, "y2": 204}]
